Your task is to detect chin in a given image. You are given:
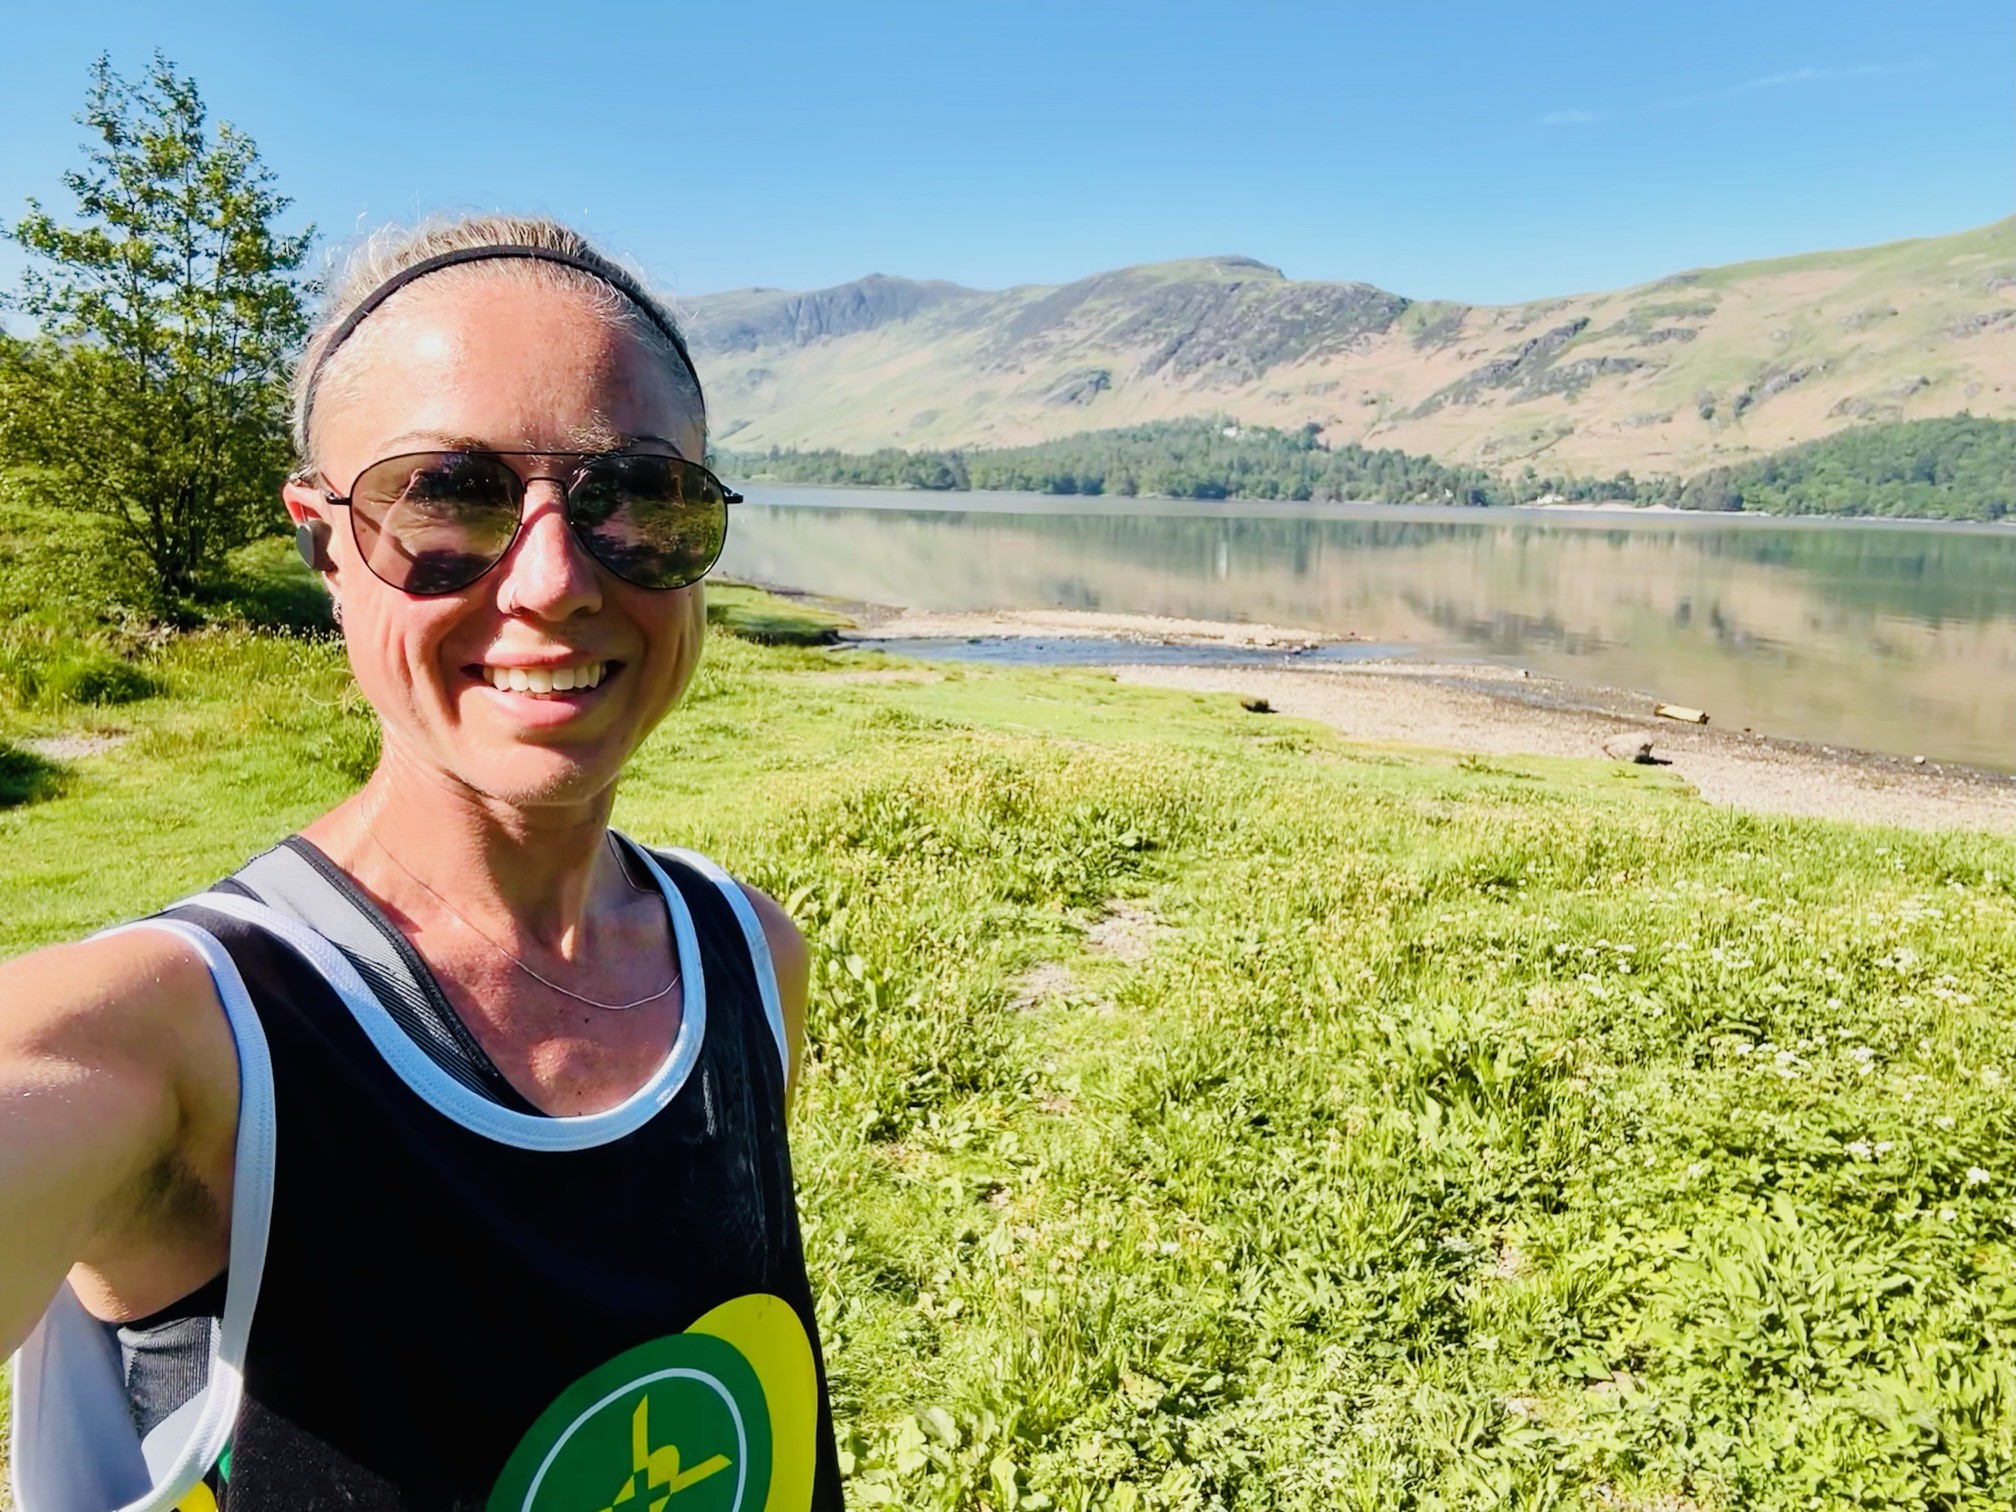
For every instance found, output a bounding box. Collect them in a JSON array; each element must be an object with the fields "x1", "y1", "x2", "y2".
[{"x1": 450, "y1": 746, "x2": 627, "y2": 810}]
